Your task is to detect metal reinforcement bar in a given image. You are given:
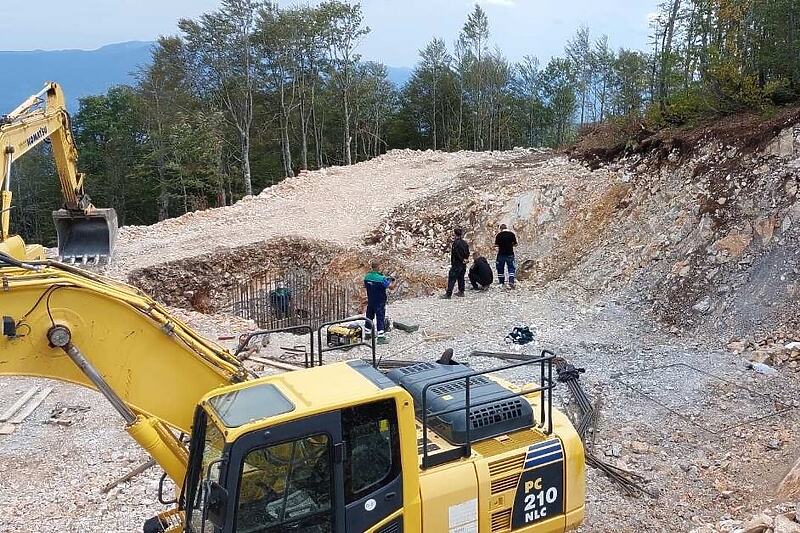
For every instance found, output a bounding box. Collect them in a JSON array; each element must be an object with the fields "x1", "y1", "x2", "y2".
[
  {"x1": 228, "y1": 269, "x2": 351, "y2": 331},
  {"x1": 555, "y1": 357, "x2": 657, "y2": 498}
]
